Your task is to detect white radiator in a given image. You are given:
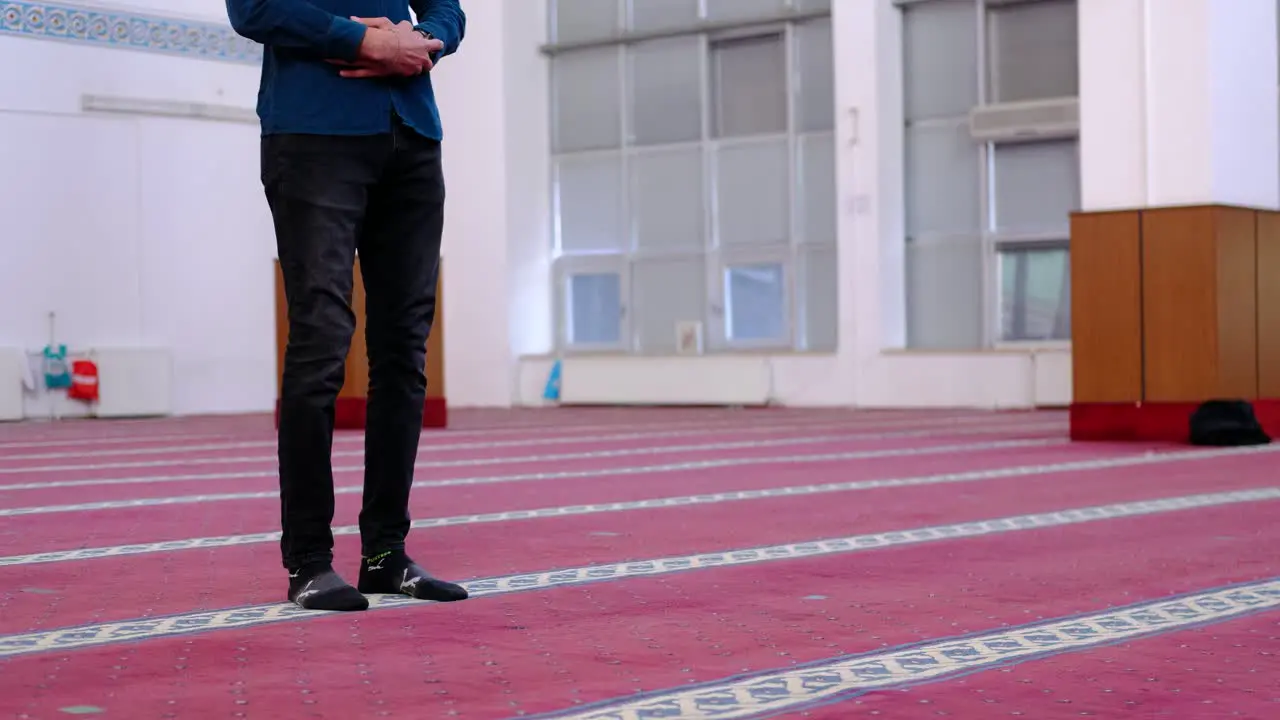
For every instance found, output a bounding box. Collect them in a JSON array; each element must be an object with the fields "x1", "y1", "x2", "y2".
[
  {"x1": 20, "y1": 346, "x2": 173, "y2": 419},
  {"x1": 95, "y1": 346, "x2": 173, "y2": 417},
  {"x1": 559, "y1": 356, "x2": 774, "y2": 406},
  {"x1": 1031, "y1": 348, "x2": 1072, "y2": 408}
]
